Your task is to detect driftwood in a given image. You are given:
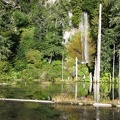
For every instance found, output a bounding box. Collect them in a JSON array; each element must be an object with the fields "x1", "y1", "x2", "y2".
[
  {"x1": 93, "y1": 103, "x2": 112, "y2": 107},
  {"x1": 1, "y1": 98, "x2": 120, "y2": 107},
  {"x1": 0, "y1": 98, "x2": 54, "y2": 103},
  {"x1": 116, "y1": 105, "x2": 120, "y2": 107}
]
